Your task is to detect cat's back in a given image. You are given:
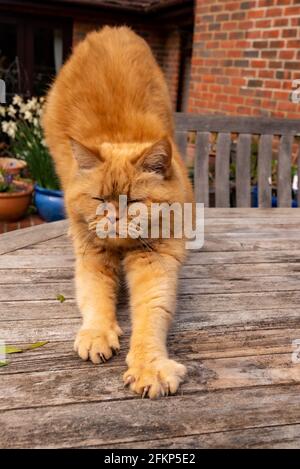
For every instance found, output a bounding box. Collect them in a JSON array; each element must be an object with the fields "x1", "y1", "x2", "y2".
[{"x1": 44, "y1": 26, "x2": 173, "y2": 148}]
